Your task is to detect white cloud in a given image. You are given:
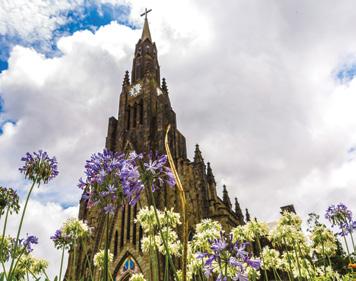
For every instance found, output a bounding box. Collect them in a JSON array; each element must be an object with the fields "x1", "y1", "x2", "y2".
[{"x1": 2, "y1": 0, "x2": 356, "y2": 278}]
